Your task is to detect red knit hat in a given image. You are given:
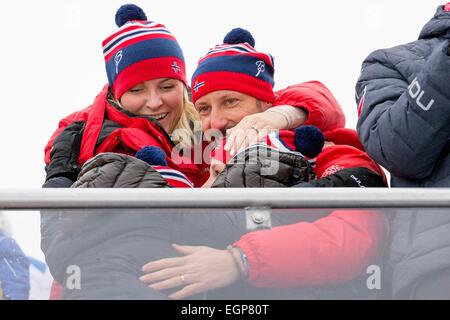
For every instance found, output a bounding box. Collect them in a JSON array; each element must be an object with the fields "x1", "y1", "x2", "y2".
[
  {"x1": 191, "y1": 28, "x2": 275, "y2": 104},
  {"x1": 103, "y1": 4, "x2": 187, "y2": 99}
]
